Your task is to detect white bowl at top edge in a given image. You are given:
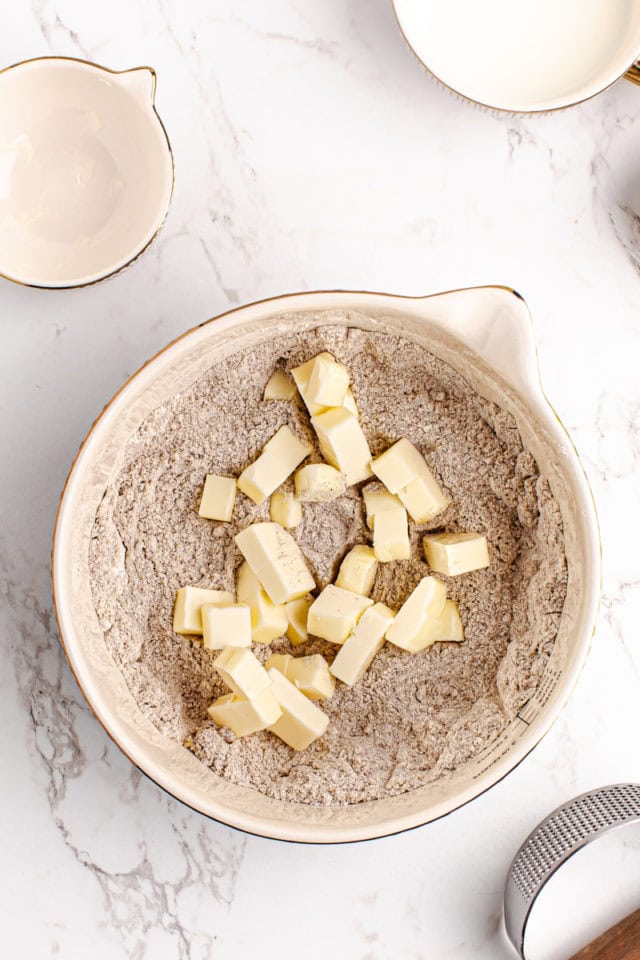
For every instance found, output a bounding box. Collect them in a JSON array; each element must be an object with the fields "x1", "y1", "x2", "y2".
[
  {"x1": 392, "y1": 0, "x2": 640, "y2": 114},
  {"x1": 0, "y1": 57, "x2": 174, "y2": 288},
  {"x1": 51, "y1": 286, "x2": 601, "y2": 843}
]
